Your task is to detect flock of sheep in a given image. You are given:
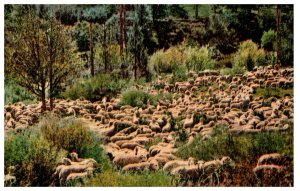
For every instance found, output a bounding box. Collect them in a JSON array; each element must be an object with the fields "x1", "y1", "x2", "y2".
[{"x1": 4, "y1": 65, "x2": 293, "y2": 184}]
